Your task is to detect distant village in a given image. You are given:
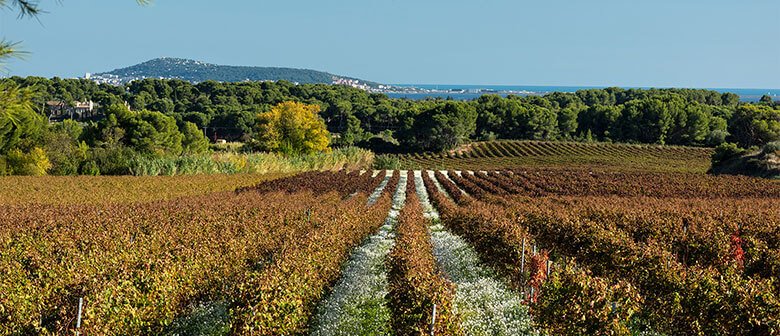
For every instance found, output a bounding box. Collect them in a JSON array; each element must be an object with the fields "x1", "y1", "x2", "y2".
[{"x1": 85, "y1": 72, "x2": 379, "y2": 91}]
